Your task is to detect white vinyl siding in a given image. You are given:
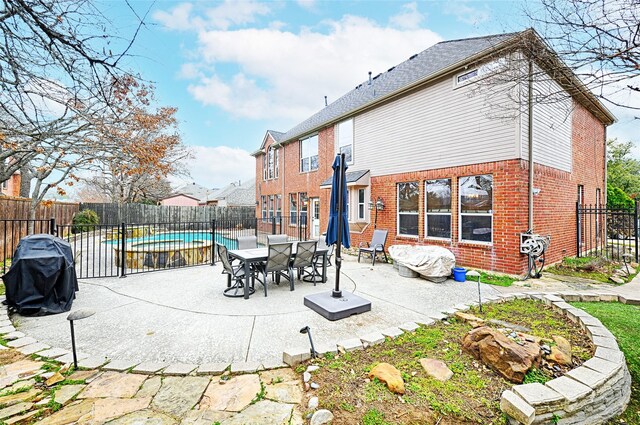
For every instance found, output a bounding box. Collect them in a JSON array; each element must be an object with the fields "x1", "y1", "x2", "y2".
[
  {"x1": 519, "y1": 65, "x2": 572, "y2": 172},
  {"x1": 351, "y1": 76, "x2": 518, "y2": 176}
]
